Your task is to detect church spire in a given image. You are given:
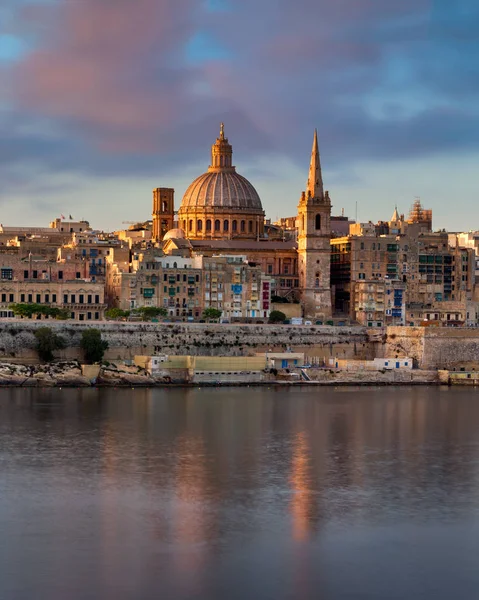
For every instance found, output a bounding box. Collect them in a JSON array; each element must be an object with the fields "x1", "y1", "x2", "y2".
[{"x1": 306, "y1": 128, "x2": 324, "y2": 200}]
